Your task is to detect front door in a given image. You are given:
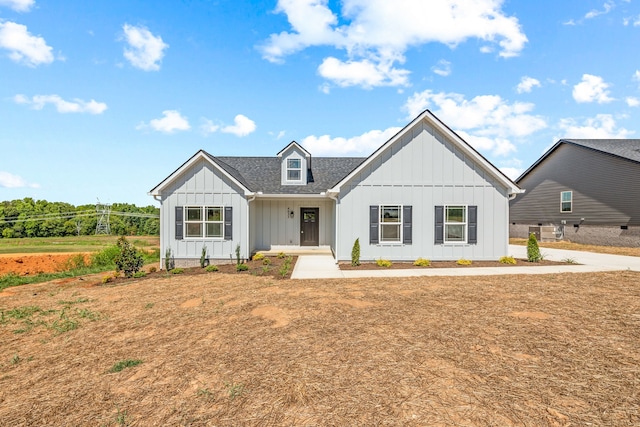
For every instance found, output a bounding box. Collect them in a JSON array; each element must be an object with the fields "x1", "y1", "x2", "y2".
[{"x1": 300, "y1": 207, "x2": 319, "y2": 246}]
